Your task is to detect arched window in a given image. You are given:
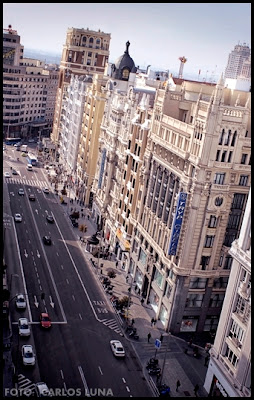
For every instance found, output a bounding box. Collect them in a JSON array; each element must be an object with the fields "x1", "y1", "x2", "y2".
[
  {"x1": 89, "y1": 37, "x2": 93, "y2": 43},
  {"x1": 224, "y1": 129, "x2": 231, "y2": 145},
  {"x1": 82, "y1": 36, "x2": 86, "y2": 43},
  {"x1": 96, "y1": 39, "x2": 100, "y2": 44},
  {"x1": 231, "y1": 130, "x2": 237, "y2": 146},
  {"x1": 122, "y1": 68, "x2": 130, "y2": 80},
  {"x1": 221, "y1": 151, "x2": 227, "y2": 162},
  {"x1": 219, "y1": 129, "x2": 224, "y2": 145}
]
